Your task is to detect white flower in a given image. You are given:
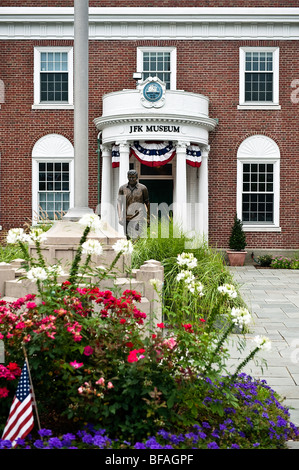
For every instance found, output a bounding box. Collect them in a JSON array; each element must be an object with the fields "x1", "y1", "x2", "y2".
[
  {"x1": 195, "y1": 281, "x2": 204, "y2": 296},
  {"x1": 149, "y1": 278, "x2": 163, "y2": 290},
  {"x1": 253, "y1": 335, "x2": 272, "y2": 351},
  {"x1": 6, "y1": 228, "x2": 29, "y2": 244},
  {"x1": 231, "y1": 307, "x2": 251, "y2": 327},
  {"x1": 28, "y1": 228, "x2": 47, "y2": 244},
  {"x1": 46, "y1": 265, "x2": 65, "y2": 277},
  {"x1": 26, "y1": 267, "x2": 48, "y2": 282},
  {"x1": 177, "y1": 252, "x2": 197, "y2": 269},
  {"x1": 176, "y1": 269, "x2": 195, "y2": 284},
  {"x1": 79, "y1": 213, "x2": 102, "y2": 231},
  {"x1": 82, "y1": 239, "x2": 103, "y2": 256},
  {"x1": 112, "y1": 239, "x2": 134, "y2": 255},
  {"x1": 217, "y1": 284, "x2": 237, "y2": 299}
]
